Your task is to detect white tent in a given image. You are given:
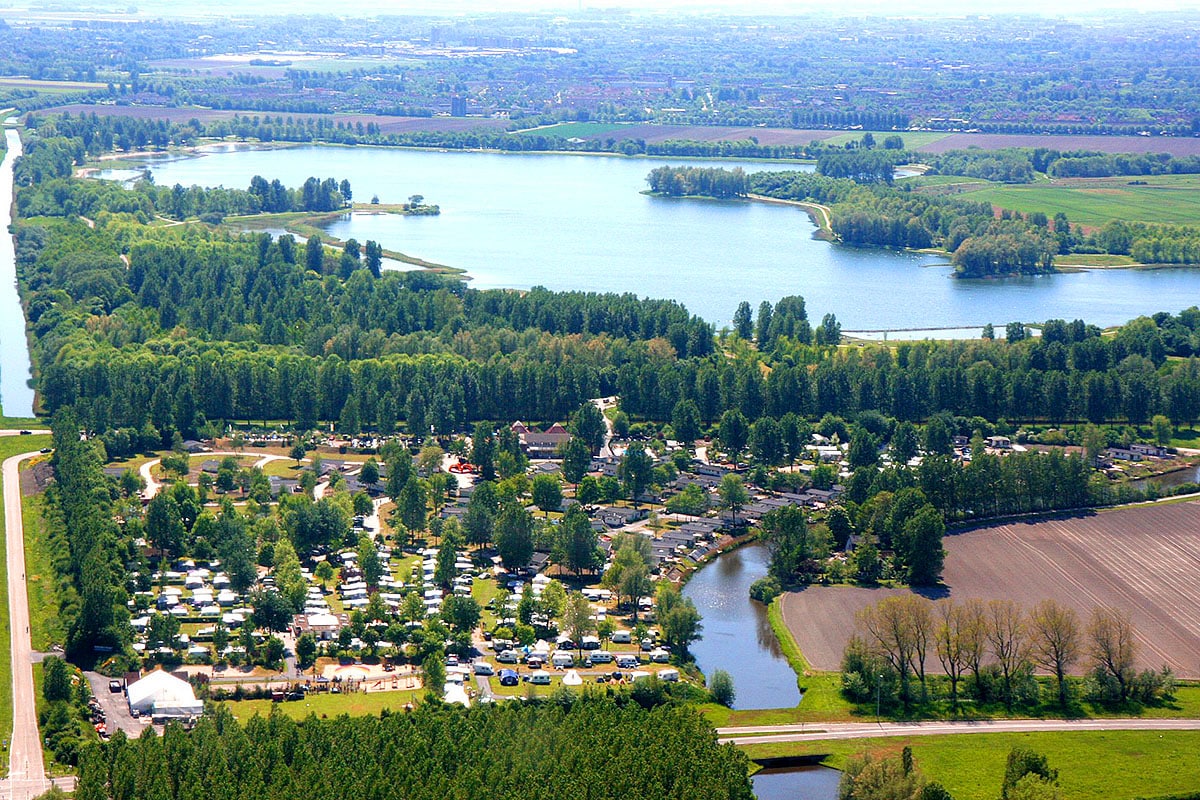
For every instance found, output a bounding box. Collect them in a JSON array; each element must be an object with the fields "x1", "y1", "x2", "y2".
[
  {"x1": 127, "y1": 670, "x2": 203, "y2": 720},
  {"x1": 443, "y1": 682, "x2": 470, "y2": 707}
]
